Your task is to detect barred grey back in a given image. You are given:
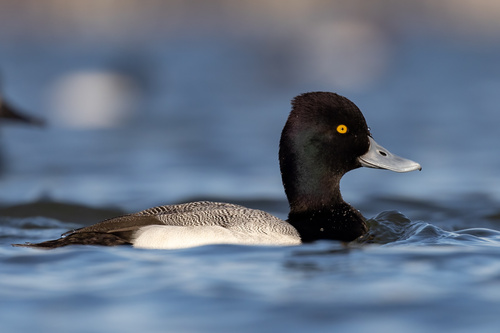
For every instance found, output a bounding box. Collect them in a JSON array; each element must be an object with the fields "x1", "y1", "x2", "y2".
[
  {"x1": 135, "y1": 201, "x2": 300, "y2": 238},
  {"x1": 134, "y1": 201, "x2": 244, "y2": 216}
]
